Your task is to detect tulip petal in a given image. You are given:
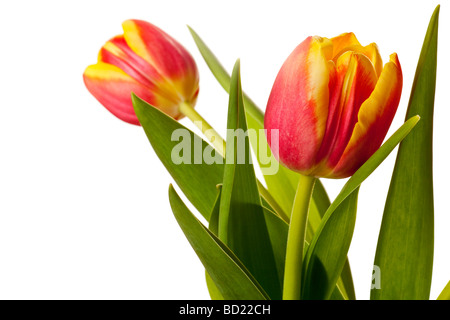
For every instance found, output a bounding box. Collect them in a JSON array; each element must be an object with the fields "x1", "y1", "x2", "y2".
[
  {"x1": 331, "y1": 53, "x2": 403, "y2": 178},
  {"x1": 122, "y1": 19, "x2": 199, "y2": 99},
  {"x1": 328, "y1": 53, "x2": 378, "y2": 164},
  {"x1": 99, "y1": 35, "x2": 163, "y2": 91},
  {"x1": 99, "y1": 35, "x2": 184, "y2": 106},
  {"x1": 83, "y1": 62, "x2": 182, "y2": 124},
  {"x1": 331, "y1": 33, "x2": 383, "y2": 78},
  {"x1": 361, "y1": 43, "x2": 383, "y2": 78},
  {"x1": 314, "y1": 51, "x2": 378, "y2": 177},
  {"x1": 265, "y1": 37, "x2": 334, "y2": 174},
  {"x1": 330, "y1": 32, "x2": 361, "y2": 57}
]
